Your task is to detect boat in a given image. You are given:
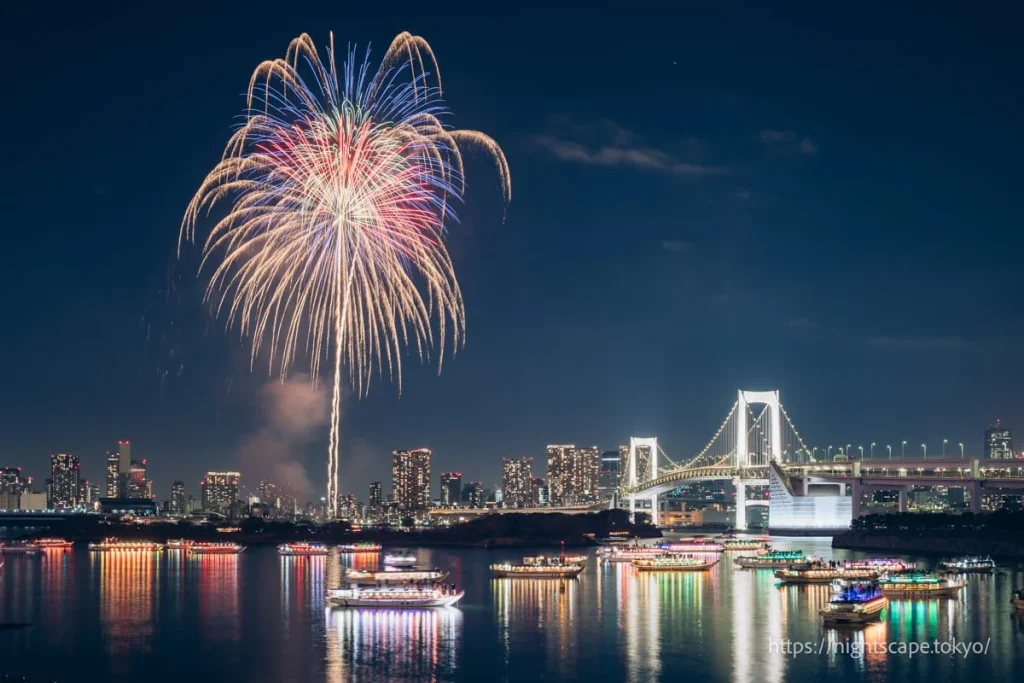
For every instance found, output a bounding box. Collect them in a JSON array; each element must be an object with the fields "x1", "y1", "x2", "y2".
[
  {"x1": 559, "y1": 554, "x2": 588, "y2": 564},
  {"x1": 599, "y1": 546, "x2": 668, "y2": 563},
  {"x1": 338, "y1": 542, "x2": 382, "y2": 552},
  {"x1": 87, "y1": 538, "x2": 164, "y2": 552},
  {"x1": 598, "y1": 531, "x2": 633, "y2": 545},
  {"x1": 525, "y1": 554, "x2": 587, "y2": 566},
  {"x1": 383, "y1": 552, "x2": 417, "y2": 567},
  {"x1": 166, "y1": 539, "x2": 194, "y2": 550},
  {"x1": 844, "y1": 558, "x2": 917, "y2": 574},
  {"x1": 33, "y1": 538, "x2": 73, "y2": 549},
  {"x1": 820, "y1": 580, "x2": 887, "y2": 624},
  {"x1": 326, "y1": 584, "x2": 464, "y2": 608},
  {"x1": 188, "y1": 542, "x2": 245, "y2": 555},
  {"x1": 939, "y1": 556, "x2": 995, "y2": 573},
  {"x1": 278, "y1": 542, "x2": 329, "y2": 556},
  {"x1": 1011, "y1": 589, "x2": 1024, "y2": 610},
  {"x1": 662, "y1": 541, "x2": 725, "y2": 553},
  {"x1": 734, "y1": 550, "x2": 810, "y2": 569},
  {"x1": 491, "y1": 555, "x2": 585, "y2": 578},
  {"x1": 632, "y1": 554, "x2": 720, "y2": 571},
  {"x1": 775, "y1": 561, "x2": 879, "y2": 584},
  {"x1": 877, "y1": 574, "x2": 965, "y2": 598},
  {"x1": 345, "y1": 568, "x2": 449, "y2": 585},
  {"x1": 0, "y1": 541, "x2": 40, "y2": 554},
  {"x1": 720, "y1": 538, "x2": 770, "y2": 551}
]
